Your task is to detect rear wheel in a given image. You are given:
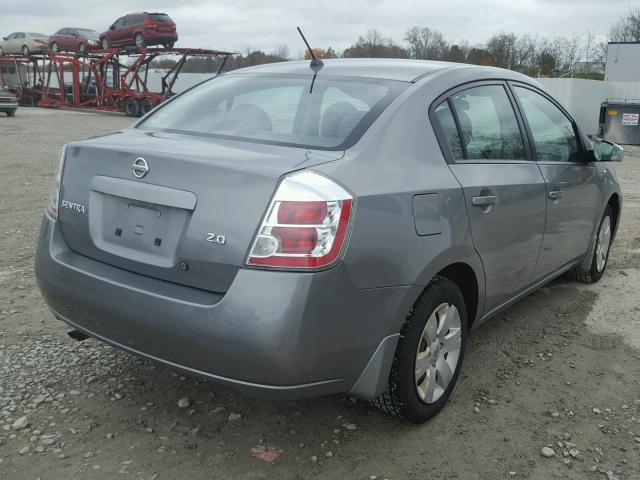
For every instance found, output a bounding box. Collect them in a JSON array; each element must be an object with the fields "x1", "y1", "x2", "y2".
[
  {"x1": 101, "y1": 38, "x2": 110, "y2": 49},
  {"x1": 568, "y1": 205, "x2": 613, "y2": 284},
  {"x1": 78, "y1": 43, "x2": 86, "y2": 54},
  {"x1": 164, "y1": 42, "x2": 175, "y2": 49},
  {"x1": 51, "y1": 42, "x2": 59, "y2": 53},
  {"x1": 140, "y1": 97, "x2": 154, "y2": 115},
  {"x1": 135, "y1": 33, "x2": 146, "y2": 48},
  {"x1": 375, "y1": 277, "x2": 467, "y2": 423},
  {"x1": 123, "y1": 97, "x2": 140, "y2": 117},
  {"x1": 7, "y1": 109, "x2": 16, "y2": 117},
  {"x1": 22, "y1": 45, "x2": 30, "y2": 56}
]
